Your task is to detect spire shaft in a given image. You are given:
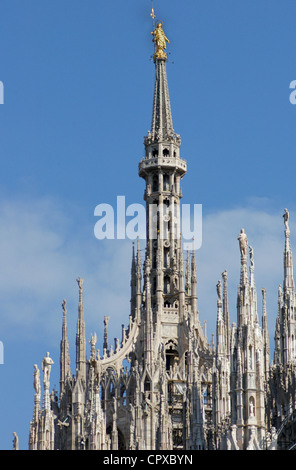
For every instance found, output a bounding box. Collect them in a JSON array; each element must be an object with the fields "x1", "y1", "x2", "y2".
[
  {"x1": 60, "y1": 299, "x2": 71, "y2": 395},
  {"x1": 283, "y1": 208, "x2": 294, "y2": 291},
  {"x1": 76, "y1": 277, "x2": 86, "y2": 380},
  {"x1": 151, "y1": 58, "x2": 174, "y2": 142}
]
